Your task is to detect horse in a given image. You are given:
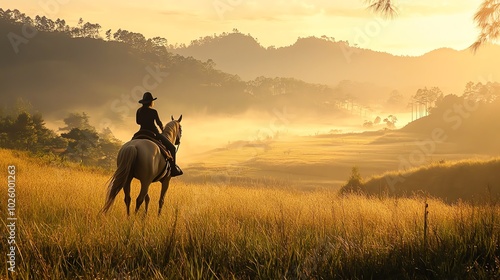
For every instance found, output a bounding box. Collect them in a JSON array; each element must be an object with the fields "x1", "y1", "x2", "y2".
[{"x1": 101, "y1": 115, "x2": 182, "y2": 216}]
